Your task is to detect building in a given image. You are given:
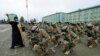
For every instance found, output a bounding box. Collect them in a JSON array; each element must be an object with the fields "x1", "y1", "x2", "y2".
[
  {"x1": 42, "y1": 12, "x2": 66, "y2": 23},
  {"x1": 42, "y1": 5, "x2": 100, "y2": 23}
]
